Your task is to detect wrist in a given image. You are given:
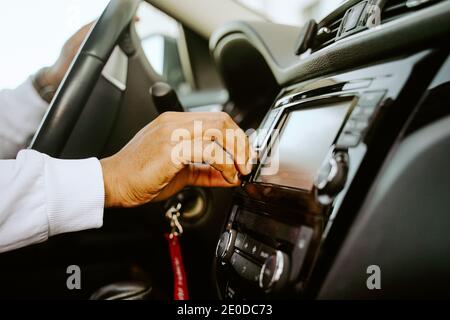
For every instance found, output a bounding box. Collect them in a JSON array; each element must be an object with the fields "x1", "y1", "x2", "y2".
[
  {"x1": 32, "y1": 67, "x2": 60, "y2": 103},
  {"x1": 100, "y1": 157, "x2": 120, "y2": 208},
  {"x1": 43, "y1": 66, "x2": 62, "y2": 88}
]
